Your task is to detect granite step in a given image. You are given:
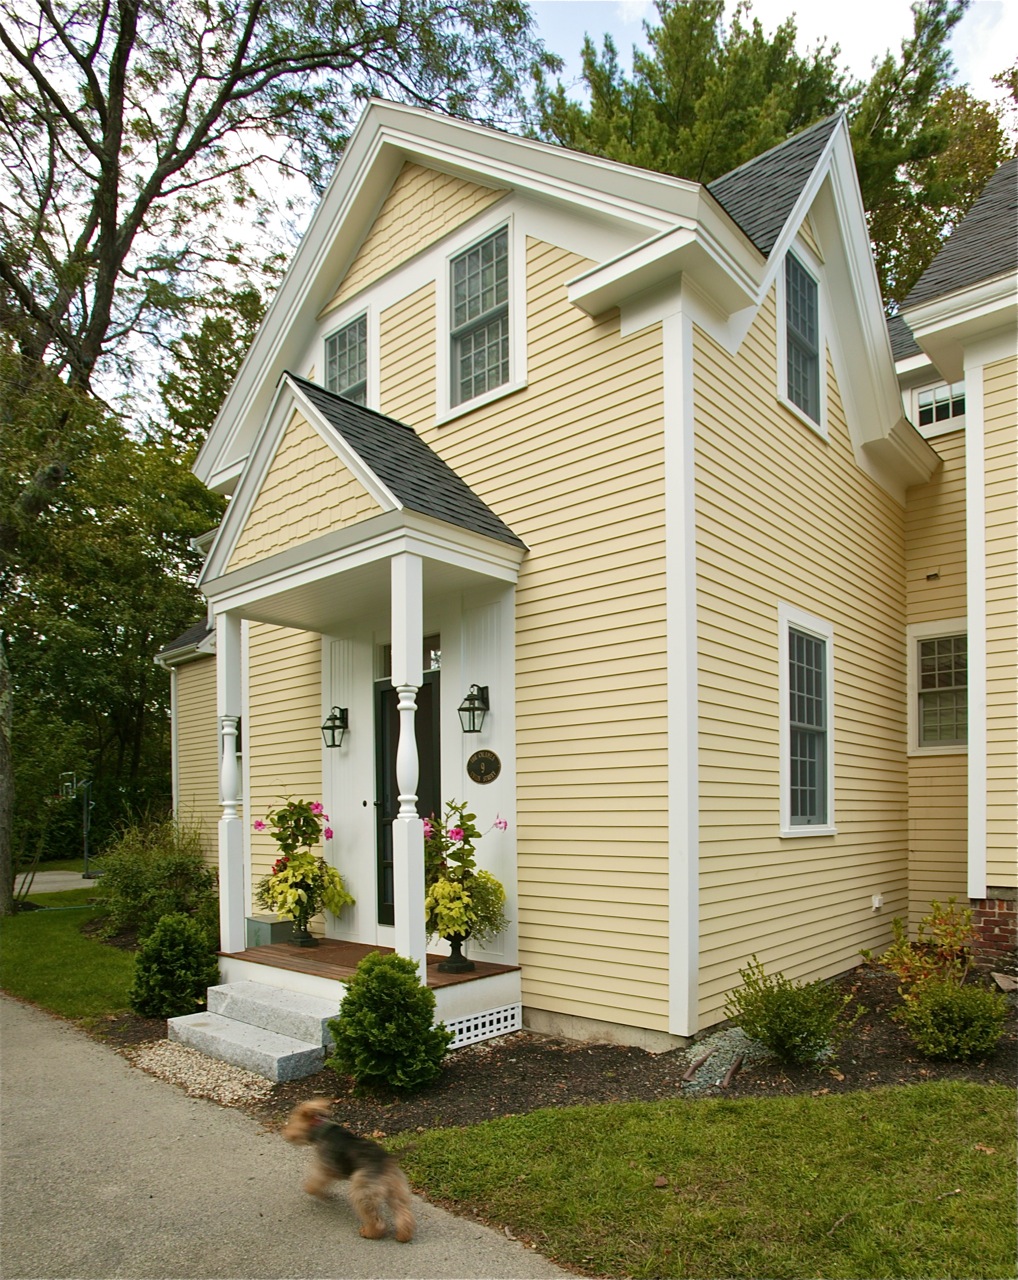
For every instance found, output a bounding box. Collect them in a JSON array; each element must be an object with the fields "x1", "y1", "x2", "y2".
[
  {"x1": 167, "y1": 1011, "x2": 327, "y2": 1083},
  {"x1": 206, "y1": 981, "x2": 341, "y2": 1048}
]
